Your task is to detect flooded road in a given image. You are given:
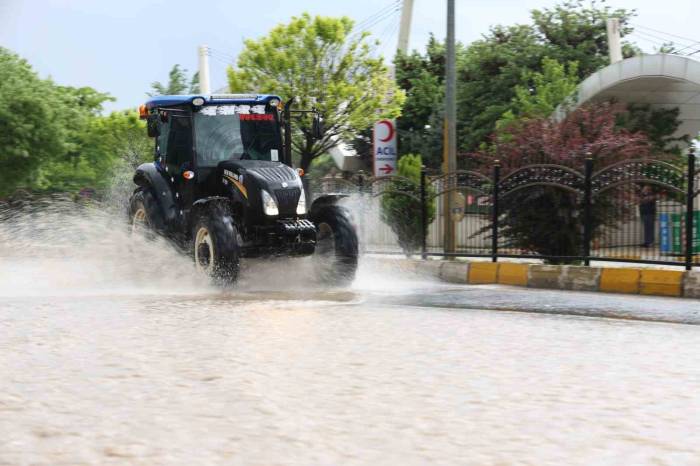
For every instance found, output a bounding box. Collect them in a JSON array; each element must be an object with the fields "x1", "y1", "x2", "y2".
[{"x1": 1, "y1": 204, "x2": 700, "y2": 465}]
